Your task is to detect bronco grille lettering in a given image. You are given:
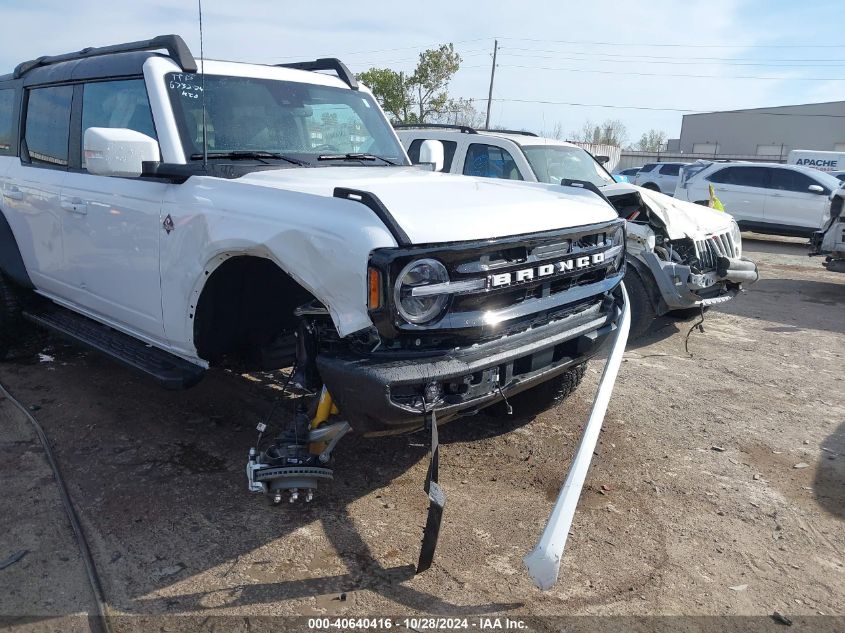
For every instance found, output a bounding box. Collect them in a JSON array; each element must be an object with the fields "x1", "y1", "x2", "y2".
[{"x1": 490, "y1": 251, "x2": 607, "y2": 288}]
